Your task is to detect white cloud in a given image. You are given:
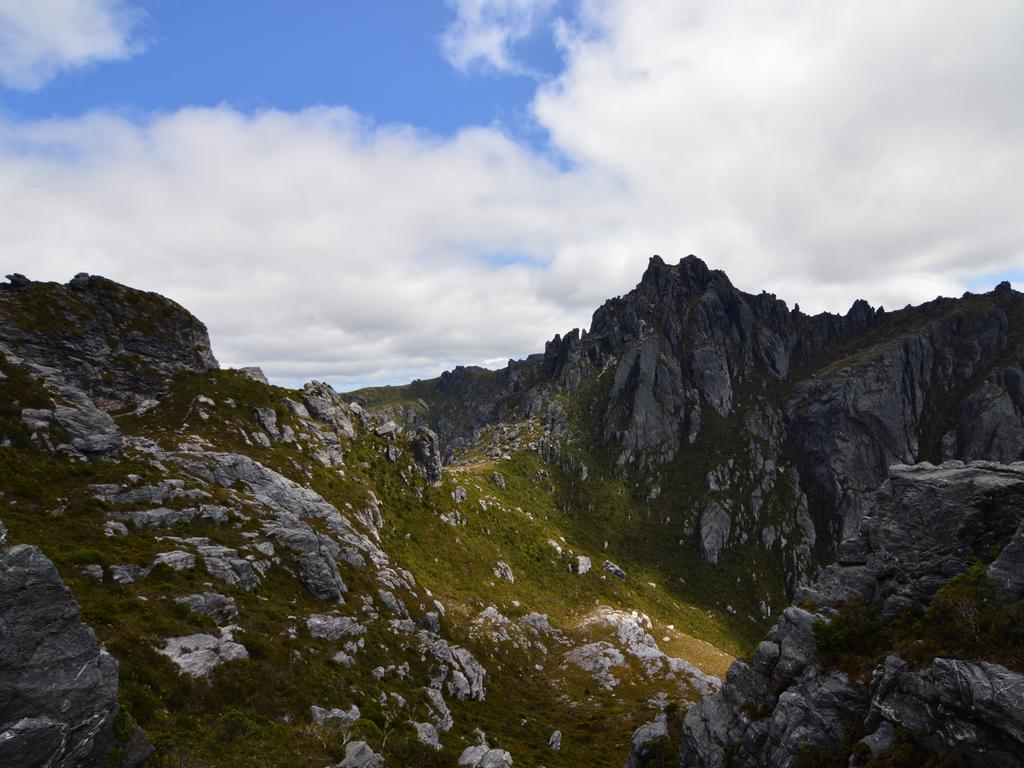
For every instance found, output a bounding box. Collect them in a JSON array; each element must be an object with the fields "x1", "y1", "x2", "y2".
[
  {"x1": 441, "y1": 0, "x2": 557, "y2": 74},
  {"x1": 0, "y1": 108, "x2": 621, "y2": 388},
  {"x1": 0, "y1": 0, "x2": 141, "y2": 90},
  {"x1": 1, "y1": 1, "x2": 1022, "y2": 389},
  {"x1": 534, "y1": 0, "x2": 1024, "y2": 306}
]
